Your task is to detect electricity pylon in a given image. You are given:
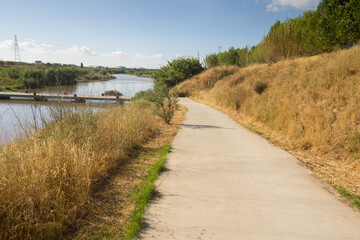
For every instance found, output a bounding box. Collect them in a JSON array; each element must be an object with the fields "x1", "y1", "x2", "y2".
[{"x1": 14, "y1": 35, "x2": 21, "y2": 62}]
